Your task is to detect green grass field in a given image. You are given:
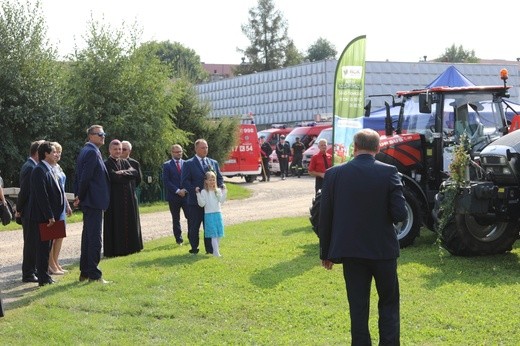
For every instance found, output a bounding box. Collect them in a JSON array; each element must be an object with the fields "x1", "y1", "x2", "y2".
[{"x1": 2, "y1": 218, "x2": 519, "y2": 345}]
